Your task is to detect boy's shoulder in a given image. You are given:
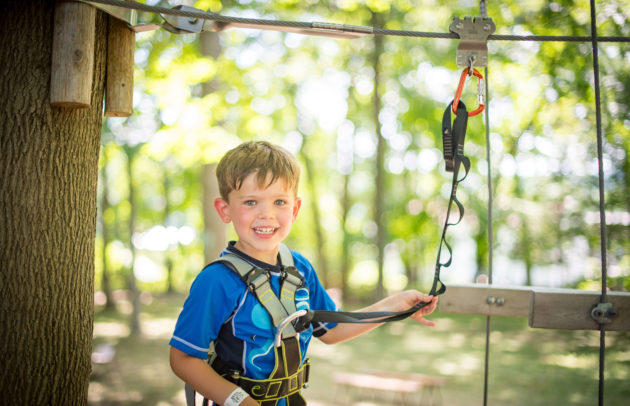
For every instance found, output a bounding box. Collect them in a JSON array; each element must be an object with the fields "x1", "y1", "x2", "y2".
[{"x1": 191, "y1": 260, "x2": 246, "y2": 292}]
